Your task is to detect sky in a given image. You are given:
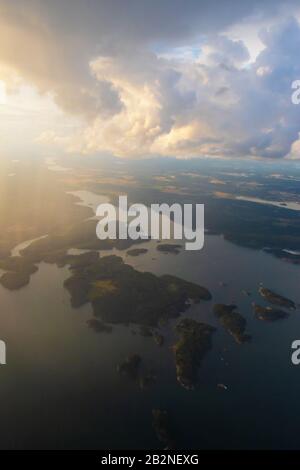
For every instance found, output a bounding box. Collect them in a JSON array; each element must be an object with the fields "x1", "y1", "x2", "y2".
[{"x1": 1, "y1": 0, "x2": 300, "y2": 160}]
